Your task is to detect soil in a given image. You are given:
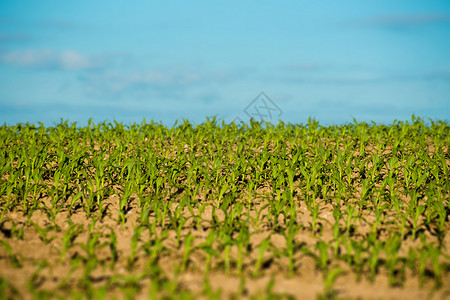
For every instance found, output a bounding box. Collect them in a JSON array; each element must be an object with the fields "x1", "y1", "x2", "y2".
[
  {"x1": 1, "y1": 190, "x2": 449, "y2": 300},
  {"x1": 1, "y1": 134, "x2": 449, "y2": 299}
]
